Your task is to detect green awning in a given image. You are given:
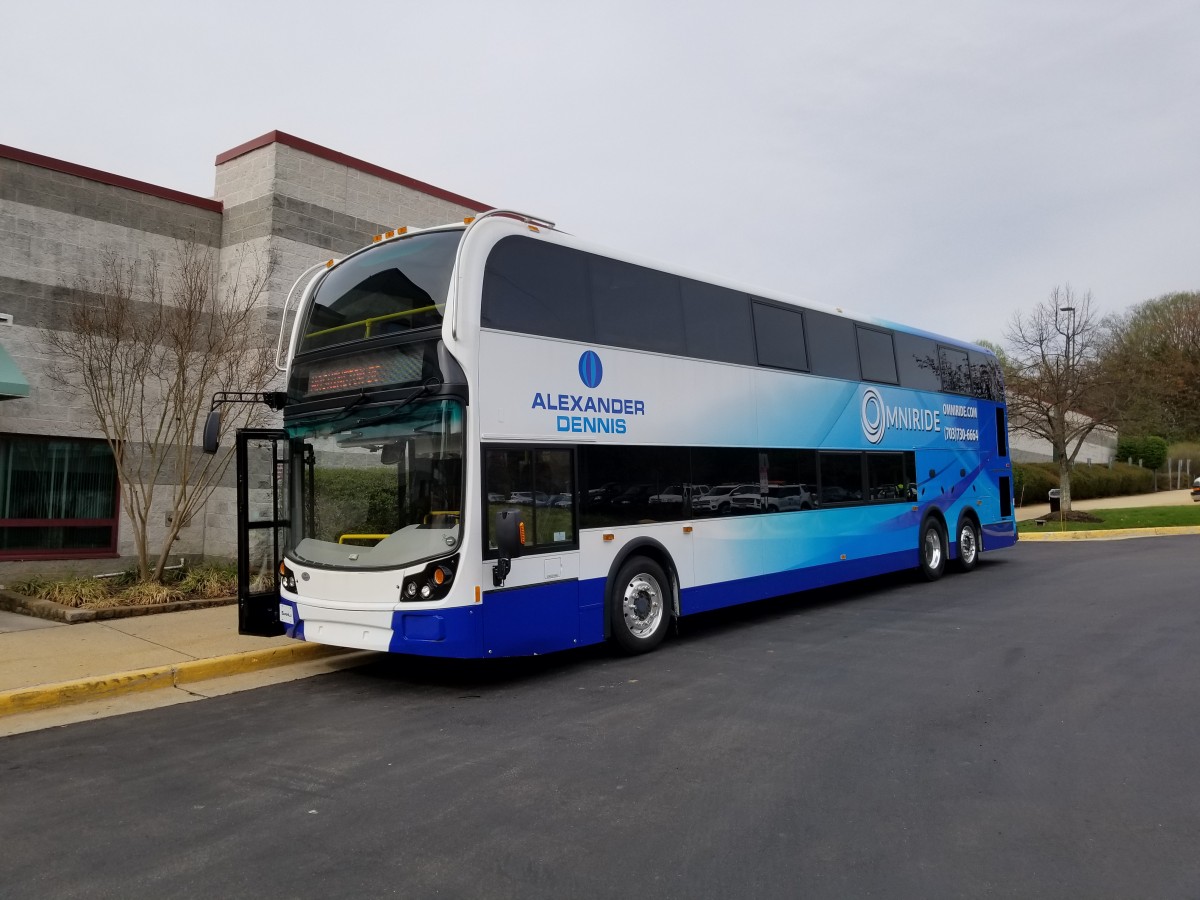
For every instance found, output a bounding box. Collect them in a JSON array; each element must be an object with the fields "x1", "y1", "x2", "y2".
[{"x1": 0, "y1": 343, "x2": 30, "y2": 399}]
